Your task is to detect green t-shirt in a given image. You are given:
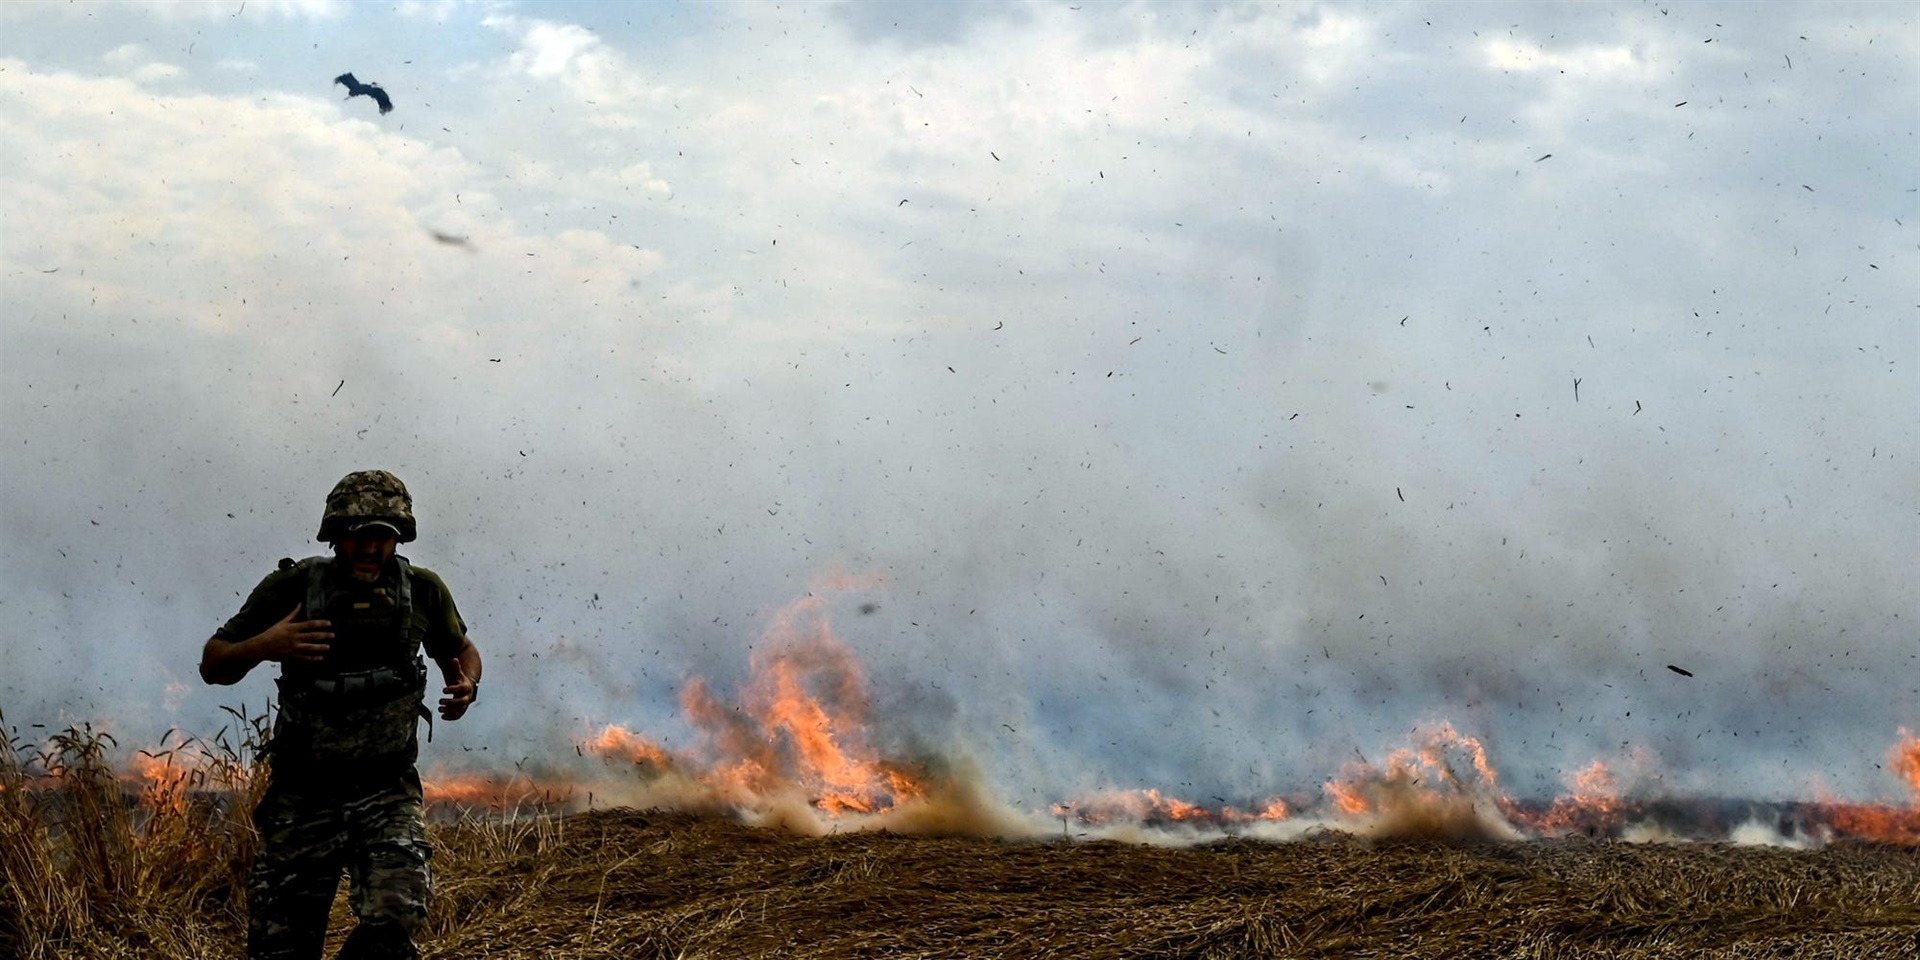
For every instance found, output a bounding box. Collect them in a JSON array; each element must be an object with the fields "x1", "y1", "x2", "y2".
[{"x1": 214, "y1": 556, "x2": 468, "y2": 675}]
